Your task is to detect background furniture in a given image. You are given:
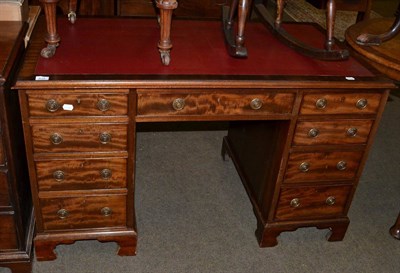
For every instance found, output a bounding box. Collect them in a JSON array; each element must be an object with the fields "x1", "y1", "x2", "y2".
[{"x1": 0, "y1": 21, "x2": 34, "y2": 273}]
